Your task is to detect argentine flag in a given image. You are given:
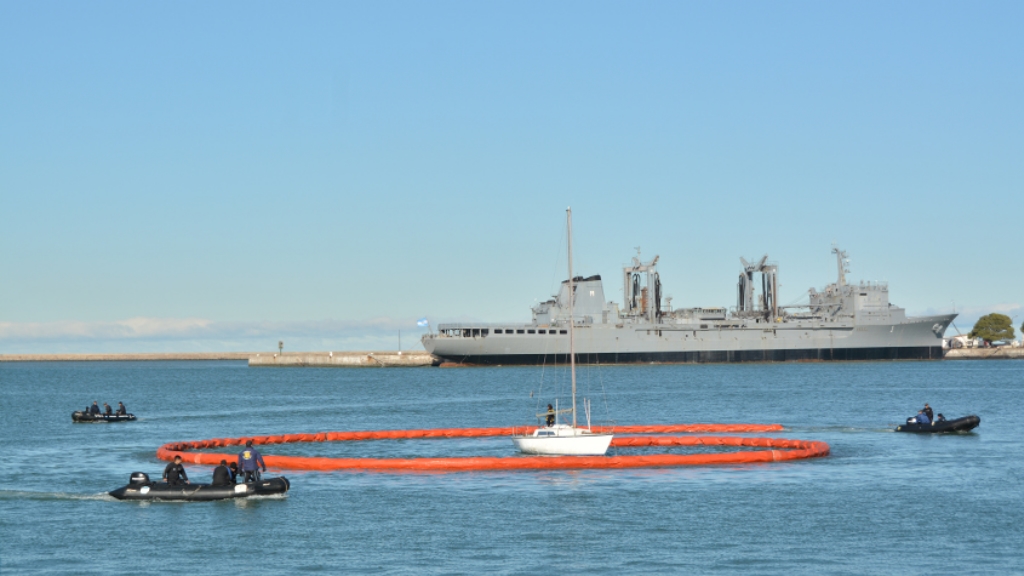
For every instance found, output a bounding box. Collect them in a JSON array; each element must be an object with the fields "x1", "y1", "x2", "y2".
[{"x1": 417, "y1": 318, "x2": 429, "y2": 328}]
